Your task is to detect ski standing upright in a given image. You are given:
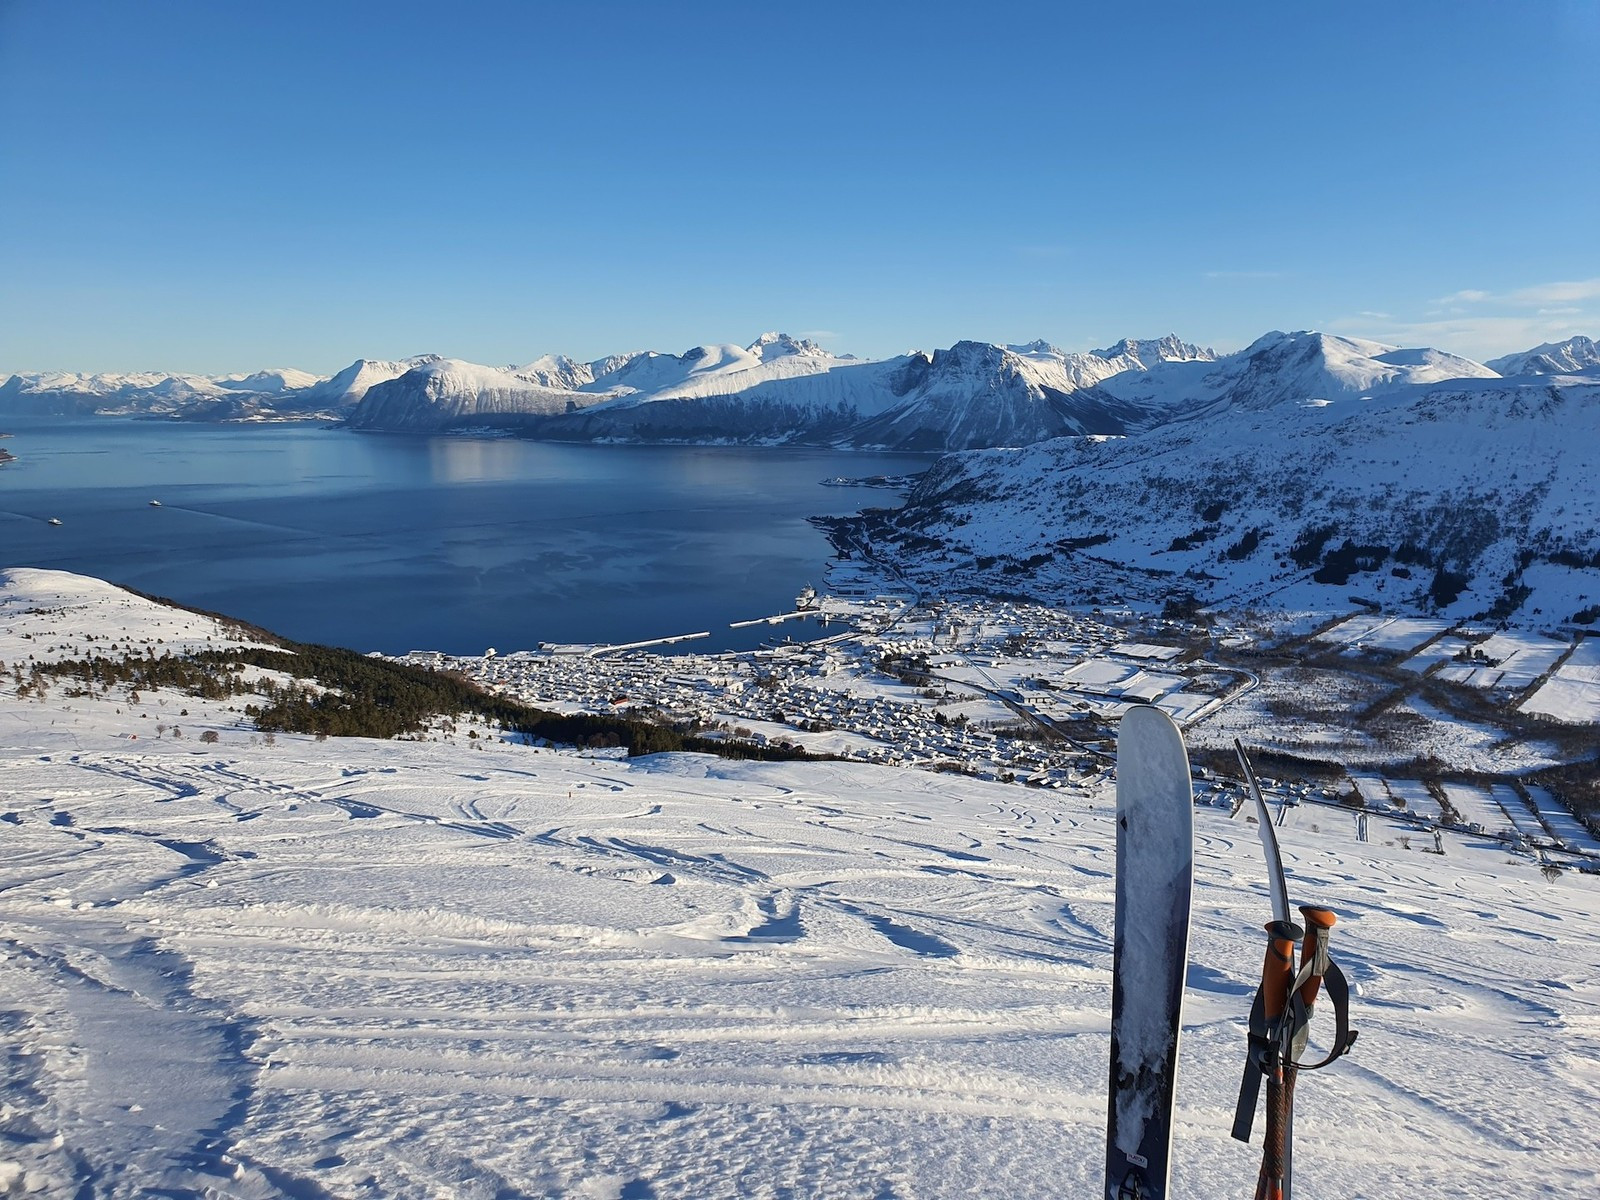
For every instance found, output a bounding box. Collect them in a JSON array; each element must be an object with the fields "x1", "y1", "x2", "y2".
[{"x1": 1106, "y1": 705, "x2": 1195, "y2": 1200}]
